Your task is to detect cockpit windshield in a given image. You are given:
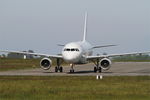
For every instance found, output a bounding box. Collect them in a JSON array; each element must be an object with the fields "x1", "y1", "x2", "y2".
[{"x1": 64, "y1": 48, "x2": 79, "y2": 51}]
